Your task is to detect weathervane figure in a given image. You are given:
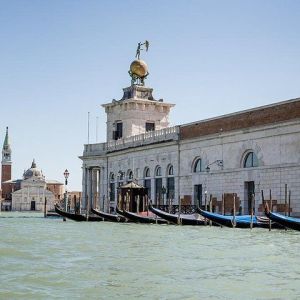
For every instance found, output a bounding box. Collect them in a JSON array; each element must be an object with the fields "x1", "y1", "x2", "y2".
[
  {"x1": 129, "y1": 40, "x2": 150, "y2": 86},
  {"x1": 135, "y1": 40, "x2": 149, "y2": 59}
]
